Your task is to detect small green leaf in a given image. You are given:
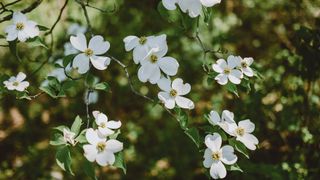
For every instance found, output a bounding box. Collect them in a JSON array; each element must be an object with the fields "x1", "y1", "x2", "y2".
[
  {"x1": 50, "y1": 133, "x2": 66, "y2": 146},
  {"x1": 185, "y1": 127, "x2": 201, "y2": 148},
  {"x1": 16, "y1": 91, "x2": 31, "y2": 100},
  {"x1": 203, "y1": 7, "x2": 212, "y2": 25},
  {"x1": 225, "y1": 83, "x2": 239, "y2": 97},
  {"x1": 71, "y1": 116, "x2": 82, "y2": 135},
  {"x1": 85, "y1": 74, "x2": 97, "y2": 88},
  {"x1": 63, "y1": 54, "x2": 76, "y2": 67},
  {"x1": 26, "y1": 37, "x2": 48, "y2": 49},
  {"x1": 53, "y1": 125, "x2": 70, "y2": 133},
  {"x1": 83, "y1": 159, "x2": 97, "y2": 180},
  {"x1": 75, "y1": 129, "x2": 87, "y2": 144},
  {"x1": 113, "y1": 152, "x2": 126, "y2": 174},
  {"x1": 40, "y1": 86, "x2": 58, "y2": 98},
  {"x1": 109, "y1": 130, "x2": 121, "y2": 139},
  {"x1": 174, "y1": 108, "x2": 188, "y2": 130},
  {"x1": 94, "y1": 82, "x2": 110, "y2": 92},
  {"x1": 38, "y1": 25, "x2": 50, "y2": 31},
  {"x1": 227, "y1": 164, "x2": 243, "y2": 172},
  {"x1": 228, "y1": 139, "x2": 249, "y2": 159},
  {"x1": 56, "y1": 146, "x2": 74, "y2": 175}
]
